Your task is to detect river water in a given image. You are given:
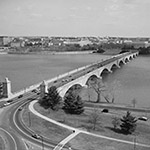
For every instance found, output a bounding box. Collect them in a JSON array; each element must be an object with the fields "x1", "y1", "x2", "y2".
[{"x1": 0, "y1": 53, "x2": 150, "y2": 108}]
